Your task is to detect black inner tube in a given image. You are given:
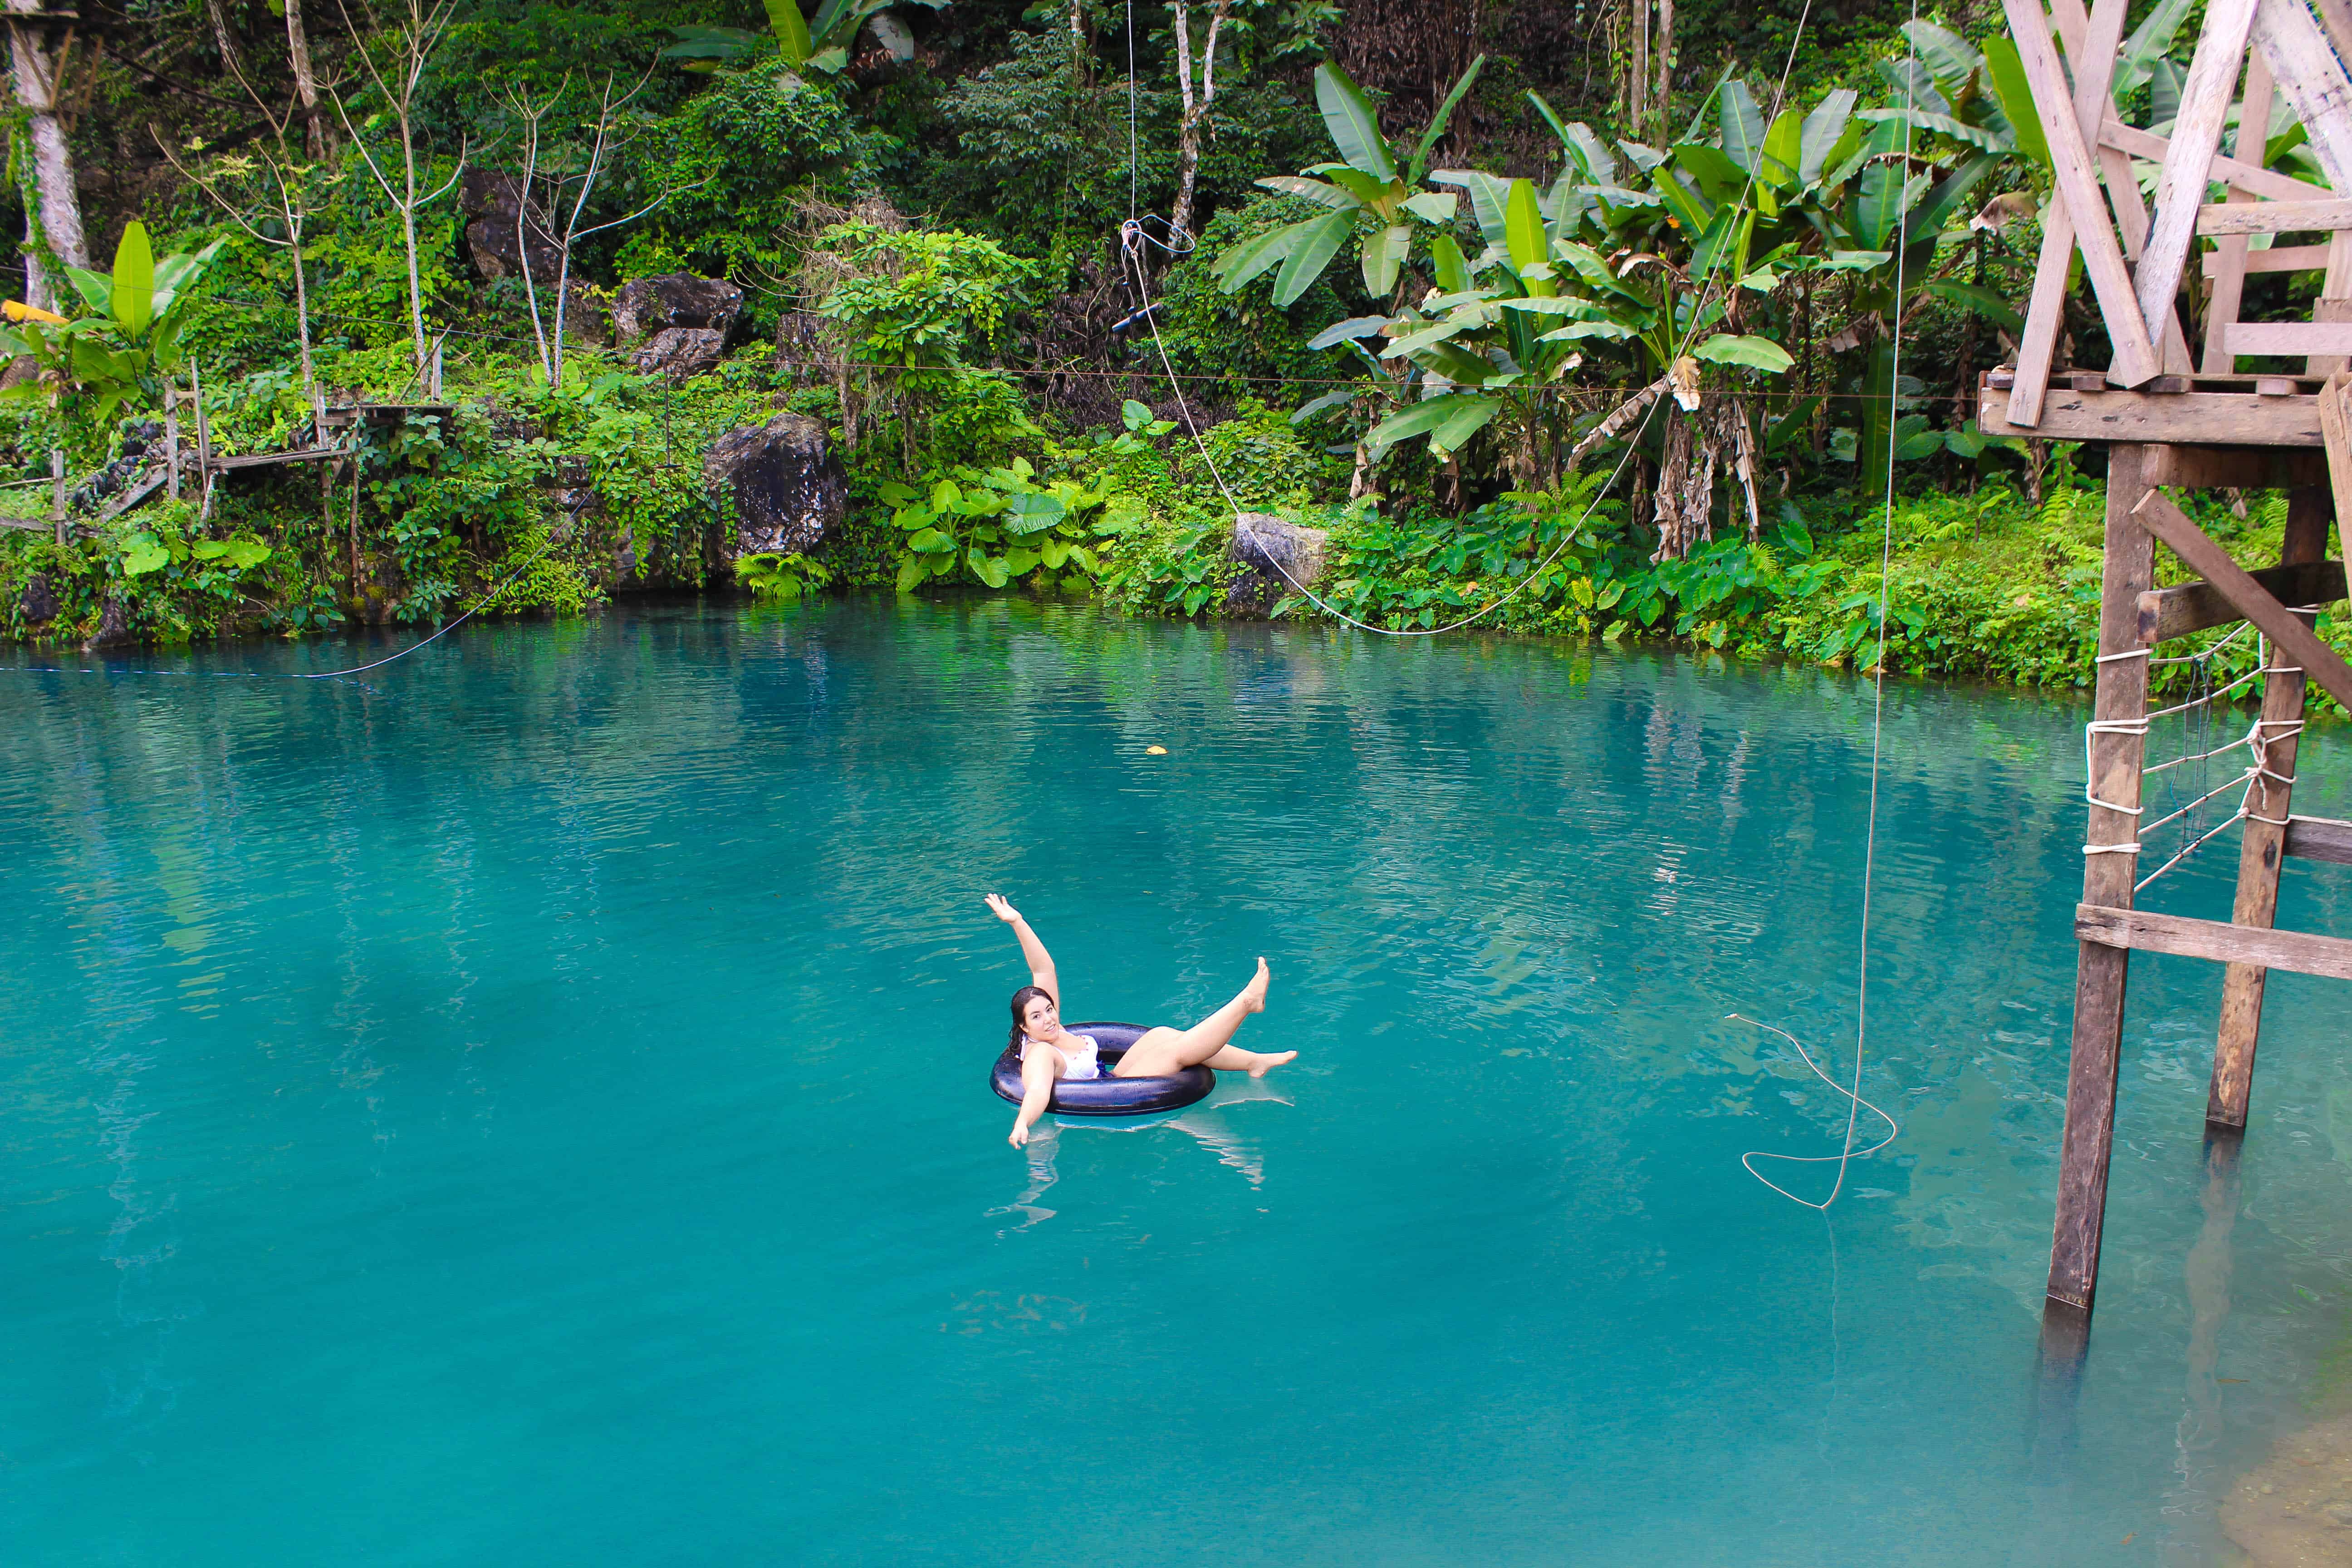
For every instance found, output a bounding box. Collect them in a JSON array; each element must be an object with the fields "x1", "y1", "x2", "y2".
[{"x1": 990, "y1": 1021, "x2": 1214, "y2": 1117}]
